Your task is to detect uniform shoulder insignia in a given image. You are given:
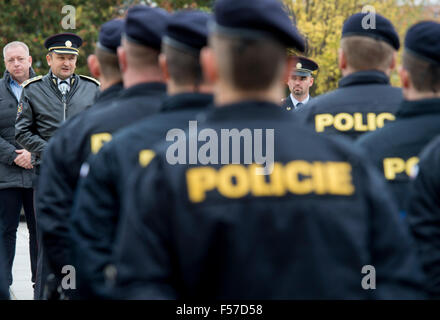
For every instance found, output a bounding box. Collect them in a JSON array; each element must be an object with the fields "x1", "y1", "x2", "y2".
[
  {"x1": 21, "y1": 75, "x2": 43, "y2": 88},
  {"x1": 79, "y1": 75, "x2": 100, "y2": 86}
]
